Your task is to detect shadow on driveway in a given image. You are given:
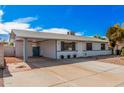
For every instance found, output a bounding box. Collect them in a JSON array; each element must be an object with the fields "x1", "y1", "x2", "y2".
[
  {"x1": 3, "y1": 55, "x2": 118, "y2": 78},
  {"x1": 26, "y1": 55, "x2": 118, "y2": 69}
]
